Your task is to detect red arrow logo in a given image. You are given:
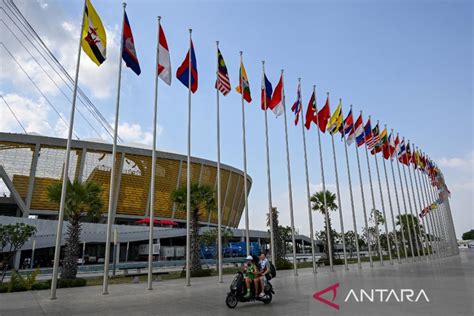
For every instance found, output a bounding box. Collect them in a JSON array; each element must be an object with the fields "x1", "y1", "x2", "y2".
[{"x1": 313, "y1": 282, "x2": 340, "y2": 310}]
